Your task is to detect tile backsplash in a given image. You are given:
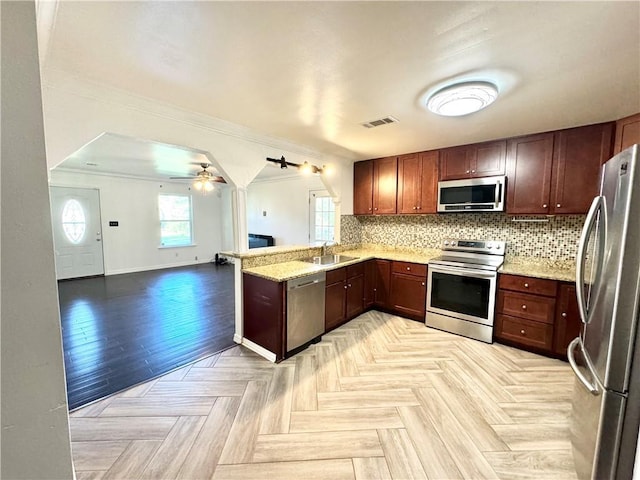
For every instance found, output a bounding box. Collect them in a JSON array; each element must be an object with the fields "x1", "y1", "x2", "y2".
[{"x1": 341, "y1": 214, "x2": 585, "y2": 260}]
